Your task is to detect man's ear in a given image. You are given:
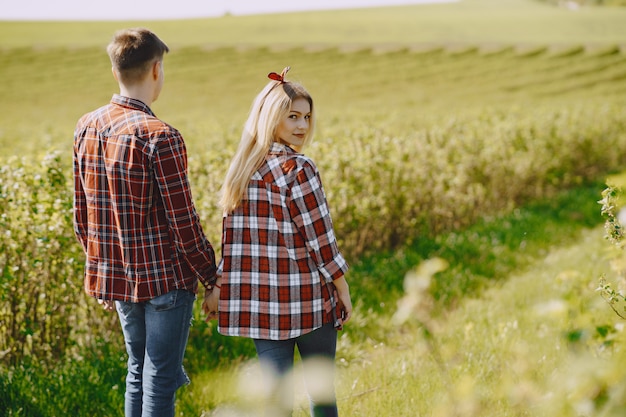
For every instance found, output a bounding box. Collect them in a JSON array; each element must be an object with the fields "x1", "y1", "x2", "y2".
[
  {"x1": 152, "y1": 60, "x2": 161, "y2": 81},
  {"x1": 111, "y1": 66, "x2": 119, "y2": 82}
]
